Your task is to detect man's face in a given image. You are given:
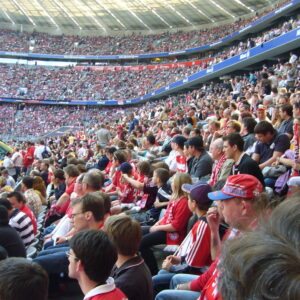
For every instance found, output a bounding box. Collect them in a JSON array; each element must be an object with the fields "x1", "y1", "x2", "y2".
[
  {"x1": 223, "y1": 141, "x2": 235, "y2": 159},
  {"x1": 257, "y1": 110, "x2": 265, "y2": 120},
  {"x1": 74, "y1": 178, "x2": 84, "y2": 196},
  {"x1": 67, "y1": 248, "x2": 79, "y2": 280},
  {"x1": 41, "y1": 163, "x2": 47, "y2": 171},
  {"x1": 216, "y1": 198, "x2": 244, "y2": 228},
  {"x1": 255, "y1": 133, "x2": 272, "y2": 144},
  {"x1": 279, "y1": 109, "x2": 286, "y2": 120},
  {"x1": 70, "y1": 203, "x2": 88, "y2": 232},
  {"x1": 208, "y1": 124, "x2": 216, "y2": 134},
  {"x1": 210, "y1": 143, "x2": 221, "y2": 160},
  {"x1": 187, "y1": 145, "x2": 195, "y2": 156},
  {"x1": 226, "y1": 123, "x2": 236, "y2": 135},
  {"x1": 7, "y1": 196, "x2": 22, "y2": 210}
]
